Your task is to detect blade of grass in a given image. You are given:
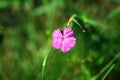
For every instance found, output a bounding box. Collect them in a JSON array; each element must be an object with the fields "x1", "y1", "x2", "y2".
[
  {"x1": 73, "y1": 19, "x2": 86, "y2": 32},
  {"x1": 102, "y1": 63, "x2": 115, "y2": 80},
  {"x1": 41, "y1": 46, "x2": 52, "y2": 80},
  {"x1": 41, "y1": 9, "x2": 55, "y2": 80}
]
